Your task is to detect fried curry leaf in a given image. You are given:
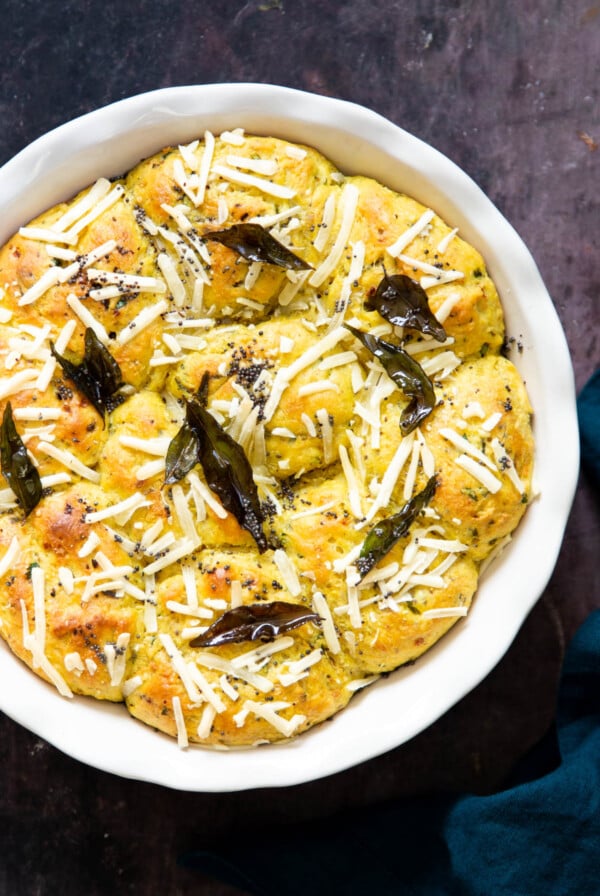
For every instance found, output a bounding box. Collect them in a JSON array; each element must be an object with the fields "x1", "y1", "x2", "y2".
[
  {"x1": 164, "y1": 422, "x2": 200, "y2": 484},
  {"x1": 366, "y1": 270, "x2": 447, "y2": 341},
  {"x1": 165, "y1": 374, "x2": 269, "y2": 552},
  {"x1": 0, "y1": 402, "x2": 43, "y2": 517},
  {"x1": 51, "y1": 327, "x2": 124, "y2": 417},
  {"x1": 204, "y1": 223, "x2": 312, "y2": 270},
  {"x1": 357, "y1": 476, "x2": 437, "y2": 580},
  {"x1": 190, "y1": 601, "x2": 320, "y2": 648},
  {"x1": 345, "y1": 325, "x2": 436, "y2": 434}
]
